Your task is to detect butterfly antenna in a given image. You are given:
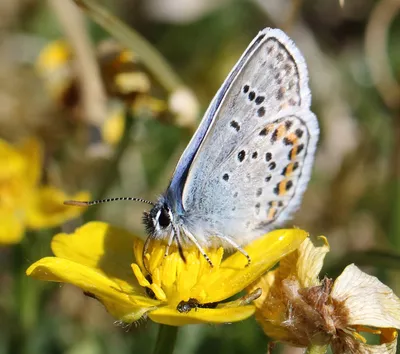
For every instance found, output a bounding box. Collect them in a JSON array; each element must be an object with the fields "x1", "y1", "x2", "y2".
[{"x1": 64, "y1": 197, "x2": 155, "y2": 207}]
